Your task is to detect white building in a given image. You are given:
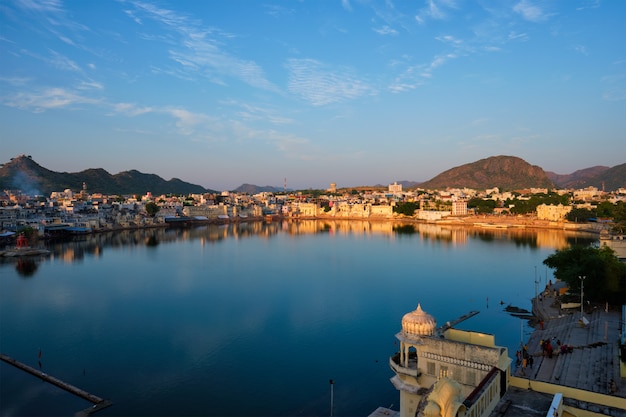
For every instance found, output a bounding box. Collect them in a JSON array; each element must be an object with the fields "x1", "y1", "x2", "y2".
[
  {"x1": 389, "y1": 182, "x2": 403, "y2": 194},
  {"x1": 389, "y1": 304, "x2": 510, "y2": 417}
]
